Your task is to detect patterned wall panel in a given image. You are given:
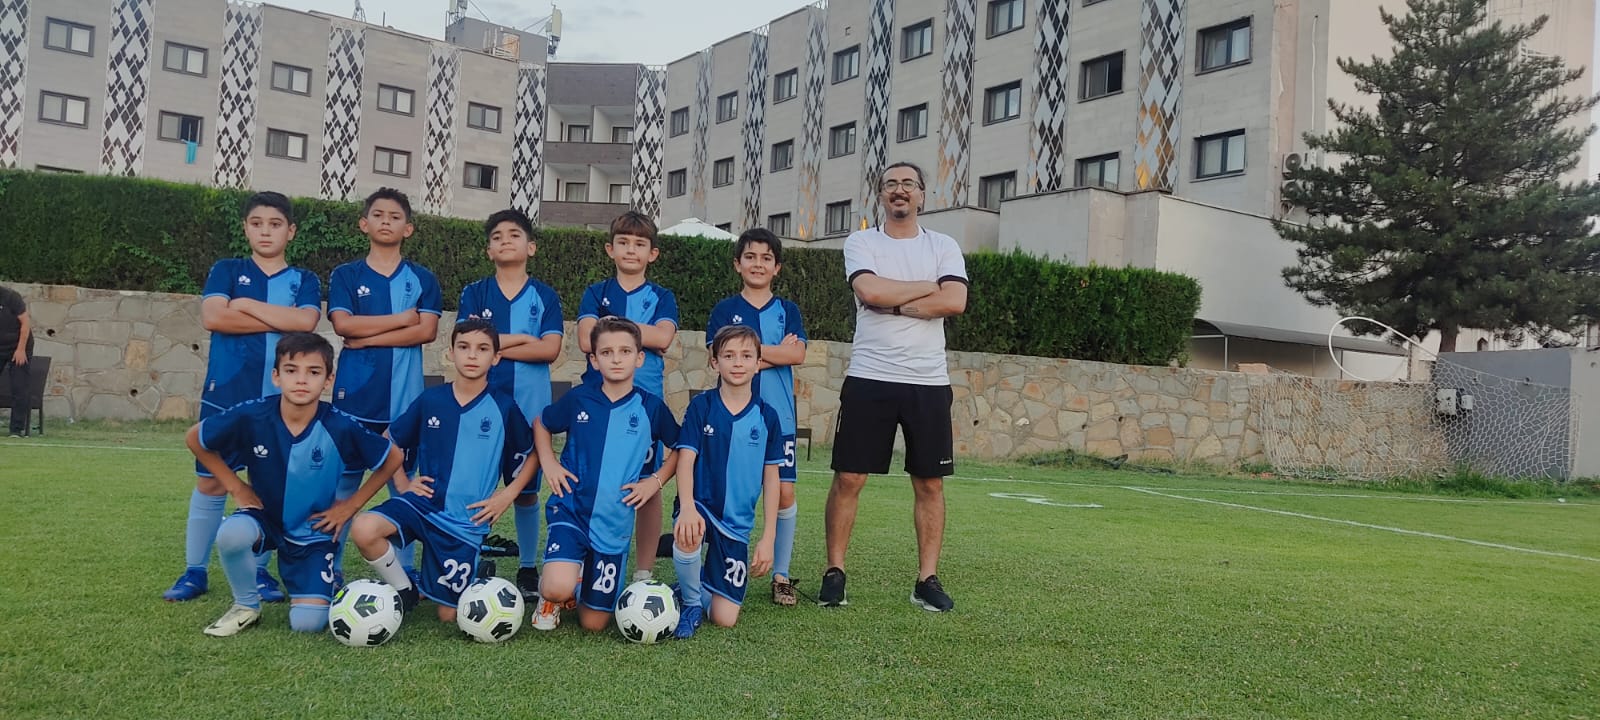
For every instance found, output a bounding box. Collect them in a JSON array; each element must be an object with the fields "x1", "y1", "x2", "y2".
[
  {"x1": 320, "y1": 20, "x2": 364, "y2": 201},
  {"x1": 512, "y1": 62, "x2": 547, "y2": 221},
  {"x1": 932, "y1": 0, "x2": 974, "y2": 209},
  {"x1": 1135, "y1": 0, "x2": 1184, "y2": 191},
  {"x1": 1025, "y1": 0, "x2": 1070, "y2": 193},
  {"x1": 631, "y1": 65, "x2": 667, "y2": 220},
  {"x1": 0, "y1": 0, "x2": 28, "y2": 168},
  {"x1": 795, "y1": 2, "x2": 828, "y2": 239},
  {"x1": 421, "y1": 43, "x2": 460, "y2": 216},
  {"x1": 857, "y1": 0, "x2": 894, "y2": 228},
  {"x1": 689, "y1": 48, "x2": 712, "y2": 220},
  {"x1": 739, "y1": 28, "x2": 769, "y2": 232},
  {"x1": 213, "y1": 1, "x2": 262, "y2": 188},
  {"x1": 100, "y1": 0, "x2": 153, "y2": 176}
]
